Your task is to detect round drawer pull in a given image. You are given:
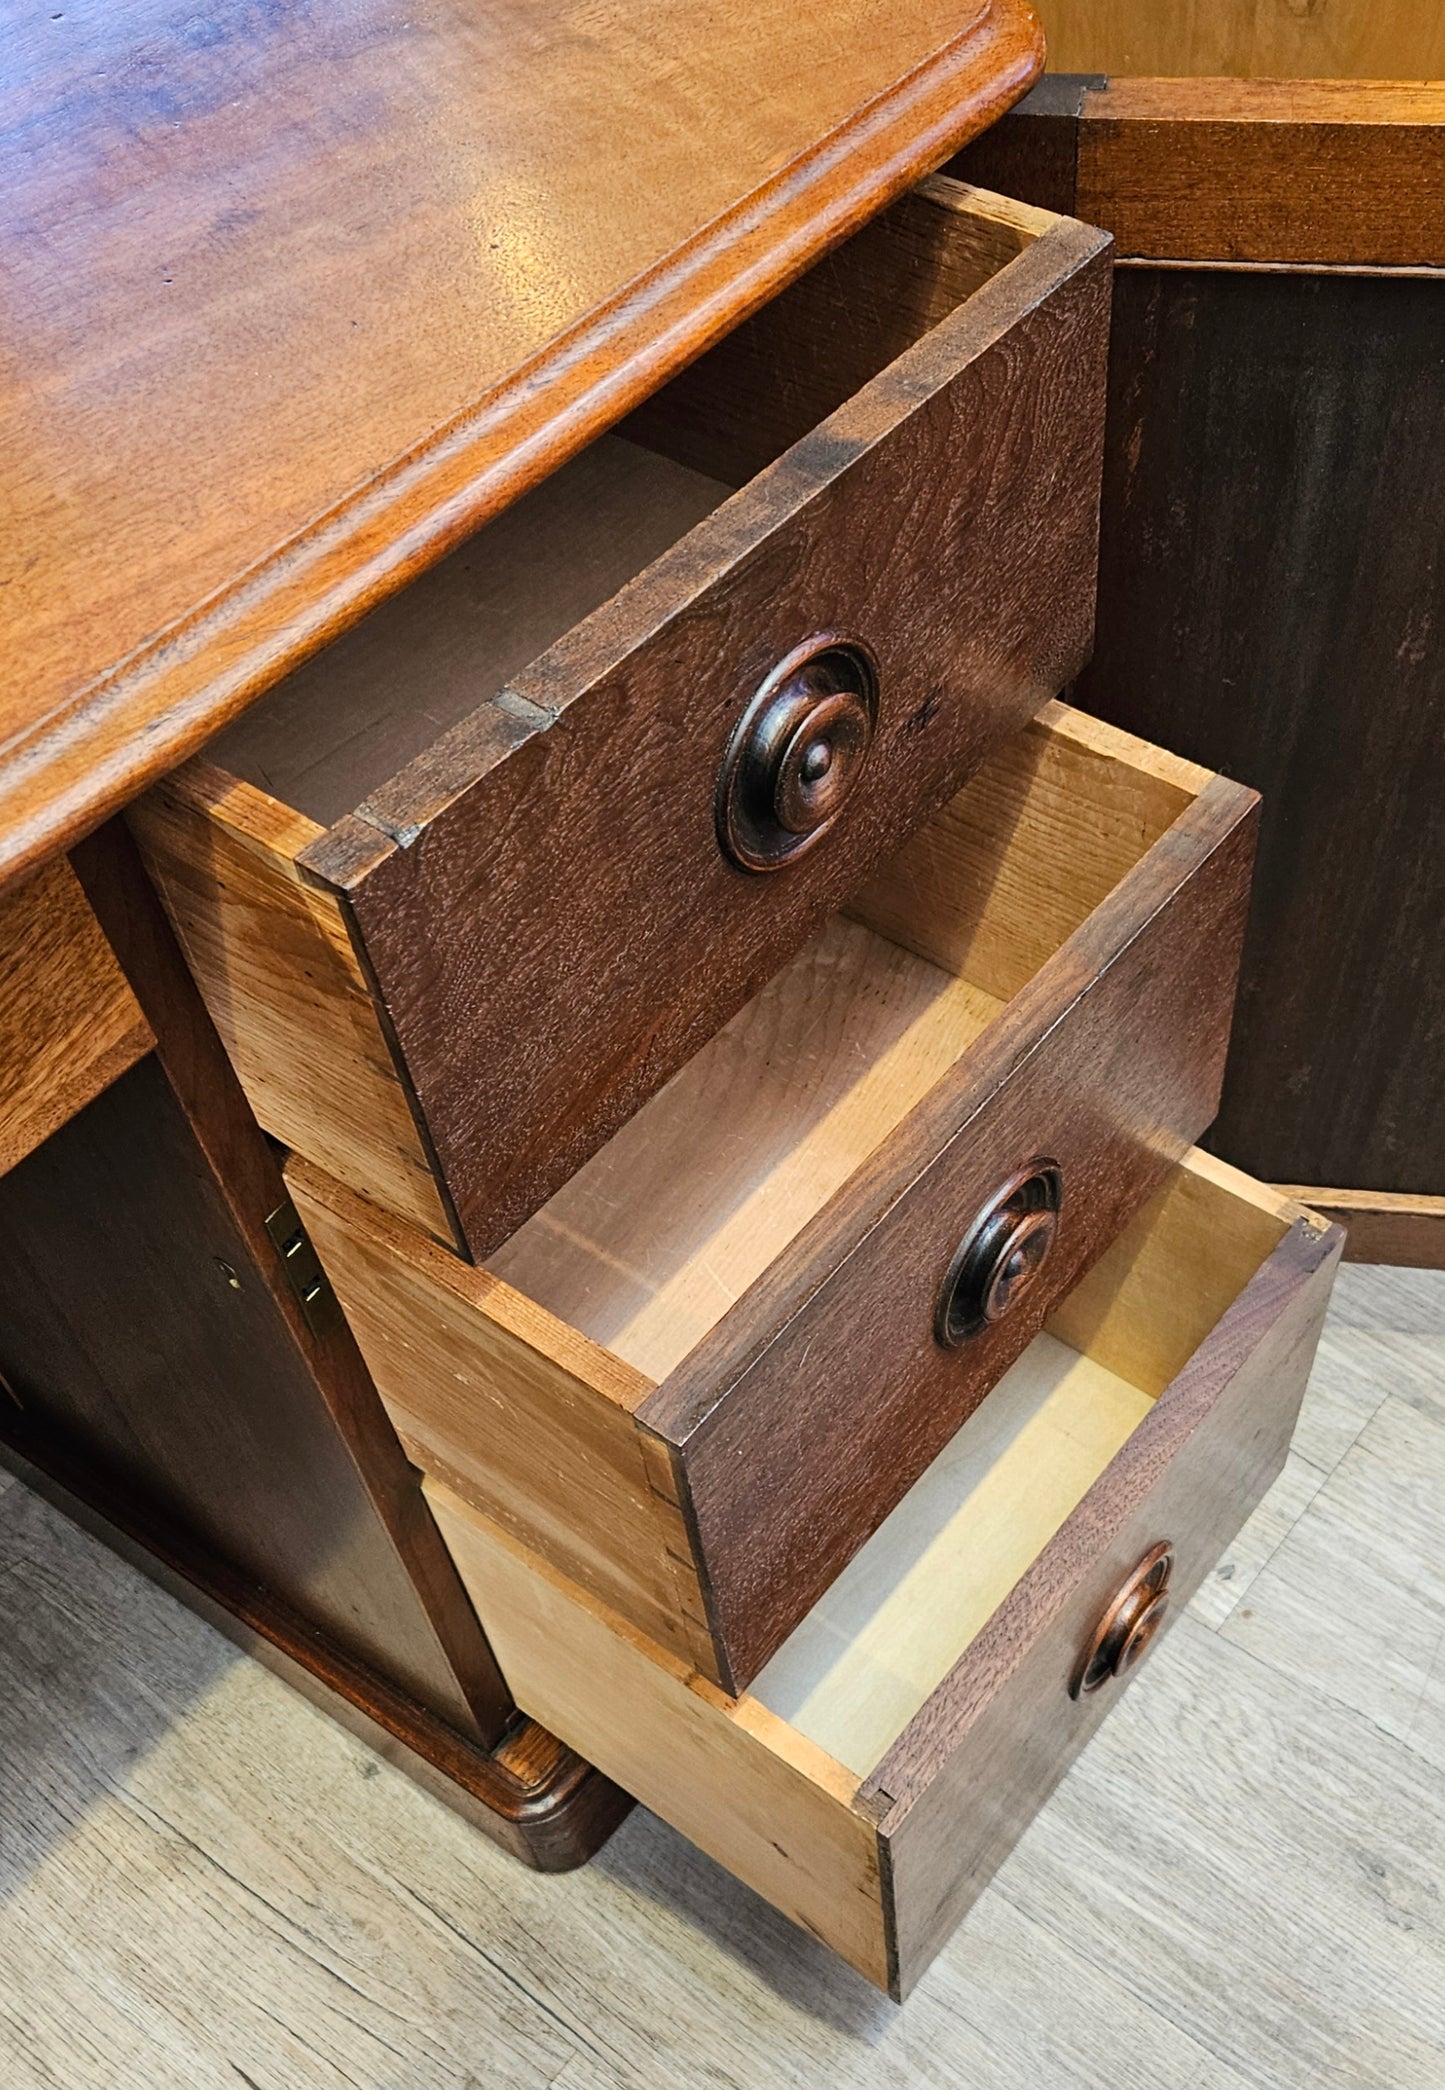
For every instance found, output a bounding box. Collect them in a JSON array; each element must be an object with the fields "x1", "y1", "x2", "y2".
[
  {"x1": 1071, "y1": 1541, "x2": 1175, "y2": 1699},
  {"x1": 935, "y1": 1160, "x2": 1064, "y2": 1346},
  {"x1": 716, "y1": 636, "x2": 878, "y2": 872}
]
